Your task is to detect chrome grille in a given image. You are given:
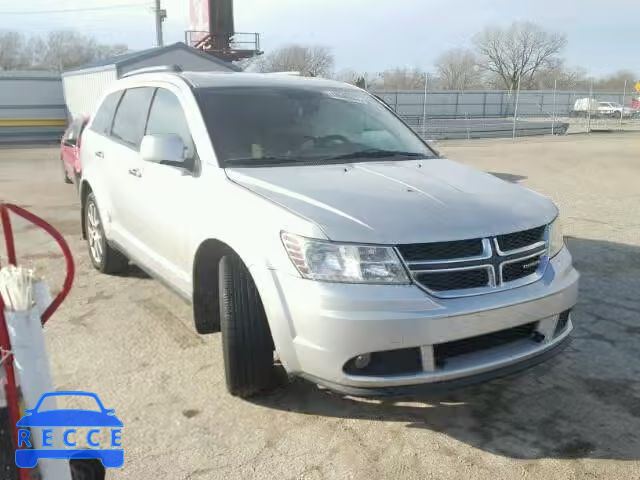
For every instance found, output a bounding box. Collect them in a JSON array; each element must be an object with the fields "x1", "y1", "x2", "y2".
[{"x1": 398, "y1": 226, "x2": 549, "y2": 298}]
